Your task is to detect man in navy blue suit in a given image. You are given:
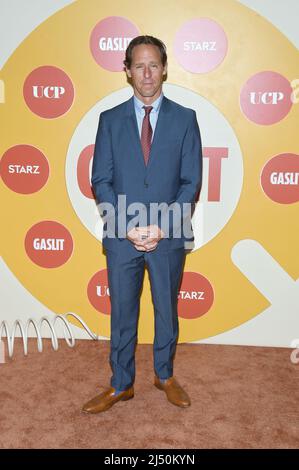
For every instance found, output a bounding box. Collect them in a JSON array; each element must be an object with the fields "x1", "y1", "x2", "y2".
[{"x1": 82, "y1": 36, "x2": 202, "y2": 414}]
